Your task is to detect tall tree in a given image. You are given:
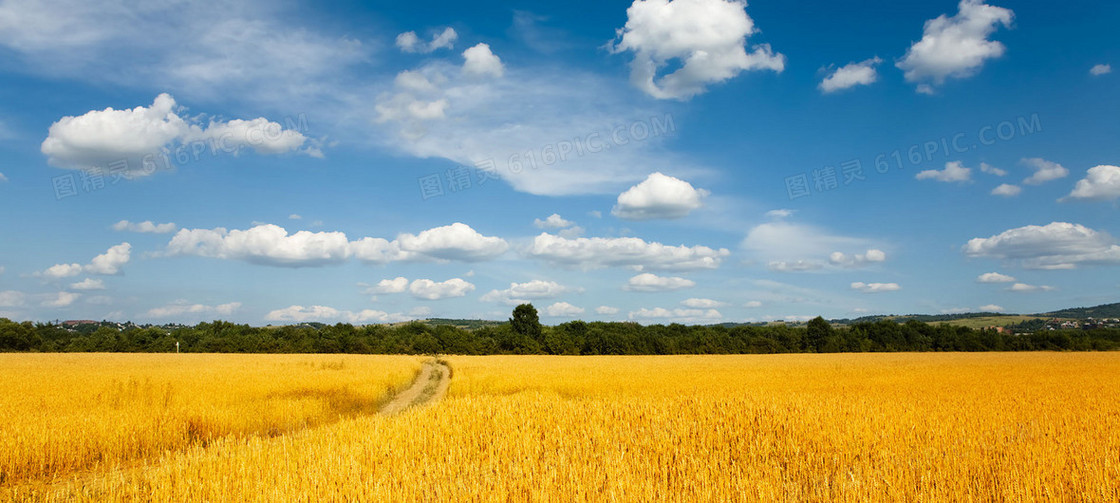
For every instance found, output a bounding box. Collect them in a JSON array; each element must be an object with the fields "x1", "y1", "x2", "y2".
[{"x1": 510, "y1": 304, "x2": 542, "y2": 342}]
